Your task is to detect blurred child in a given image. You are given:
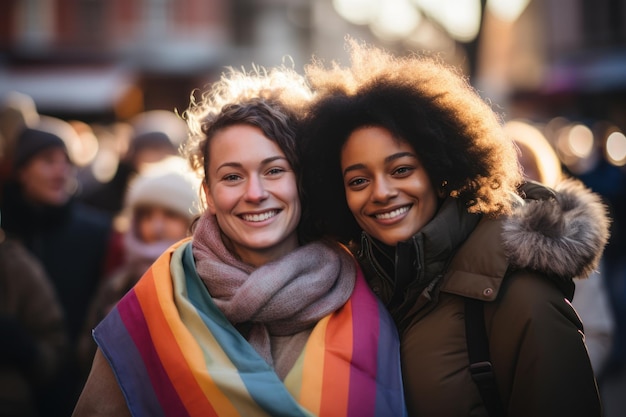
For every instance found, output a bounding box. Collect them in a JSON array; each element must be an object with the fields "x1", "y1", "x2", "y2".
[{"x1": 77, "y1": 156, "x2": 200, "y2": 376}]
